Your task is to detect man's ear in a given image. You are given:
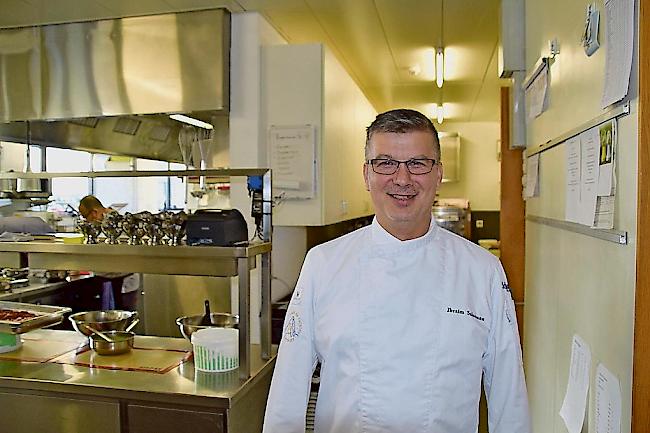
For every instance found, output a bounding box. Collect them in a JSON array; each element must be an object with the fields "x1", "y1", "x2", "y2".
[{"x1": 363, "y1": 163, "x2": 370, "y2": 191}]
